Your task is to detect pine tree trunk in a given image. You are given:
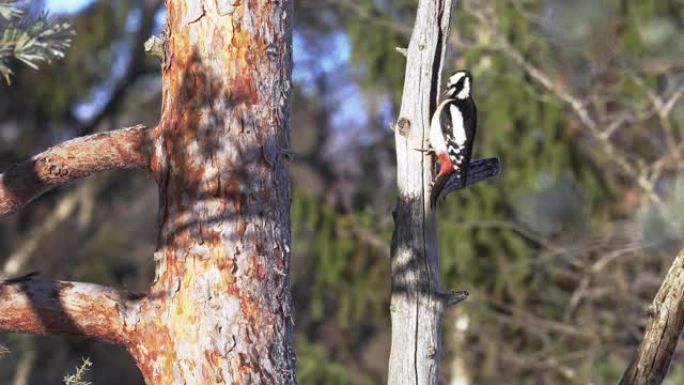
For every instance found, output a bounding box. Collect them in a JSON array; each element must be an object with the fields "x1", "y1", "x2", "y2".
[
  {"x1": 126, "y1": 1, "x2": 296, "y2": 383},
  {"x1": 0, "y1": 1, "x2": 296, "y2": 383}
]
